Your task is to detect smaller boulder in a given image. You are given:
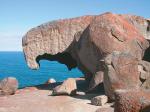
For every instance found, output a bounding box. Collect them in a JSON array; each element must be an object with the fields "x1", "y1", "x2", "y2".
[
  {"x1": 45, "y1": 78, "x2": 56, "y2": 84},
  {"x1": 0, "y1": 77, "x2": 18, "y2": 95},
  {"x1": 91, "y1": 95, "x2": 108, "y2": 106},
  {"x1": 52, "y1": 78, "x2": 77, "y2": 96}
]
